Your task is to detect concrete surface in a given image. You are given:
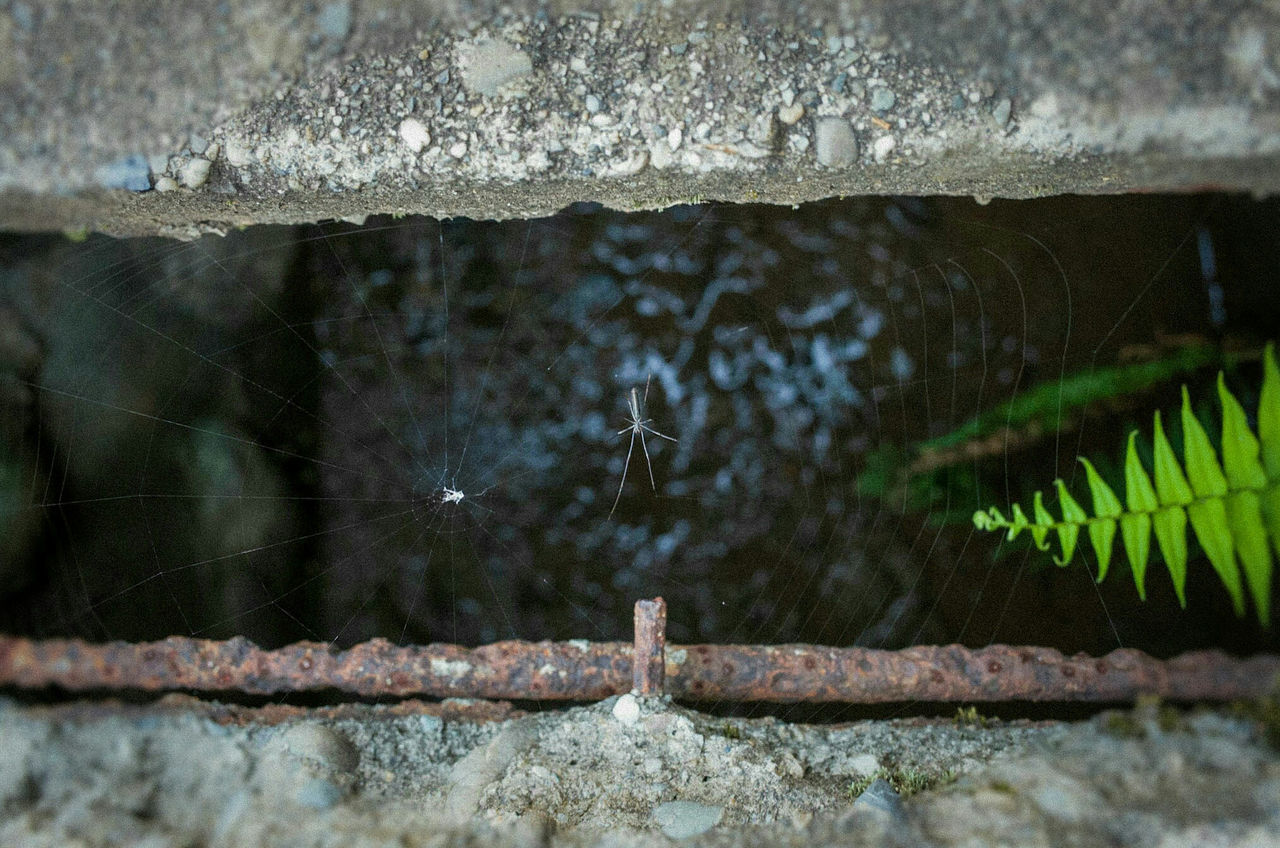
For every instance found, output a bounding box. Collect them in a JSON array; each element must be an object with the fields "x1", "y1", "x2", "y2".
[
  {"x1": 2, "y1": 1, "x2": 1279, "y2": 237},
  {"x1": 1, "y1": 694, "x2": 1277, "y2": 847}
]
